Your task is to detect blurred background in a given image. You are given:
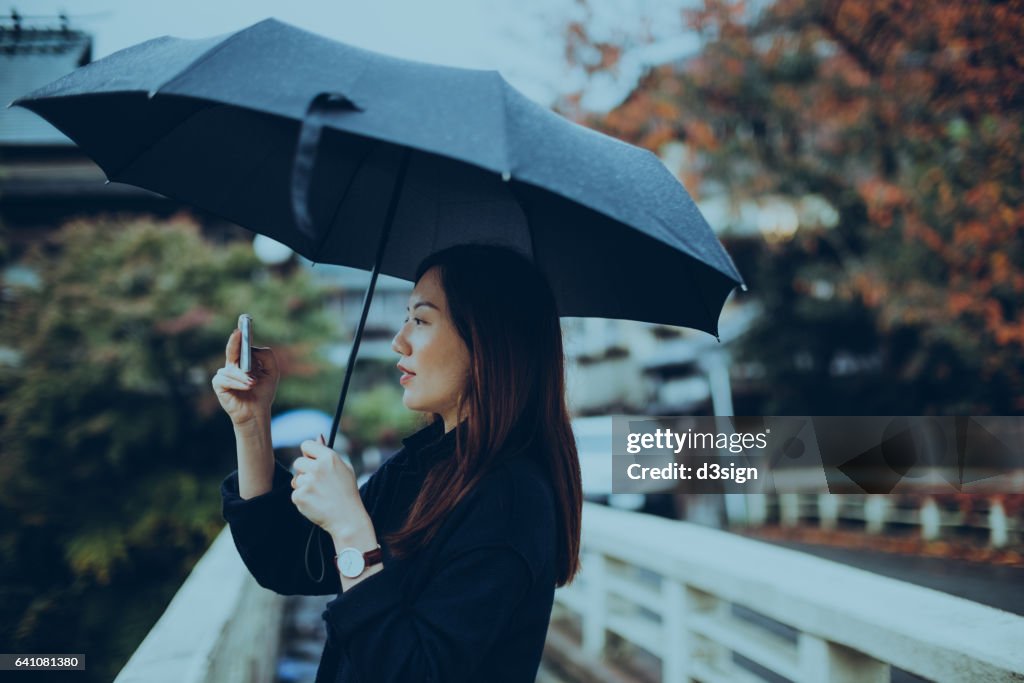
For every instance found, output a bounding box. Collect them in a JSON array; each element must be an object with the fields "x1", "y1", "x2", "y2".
[{"x1": 1, "y1": 1, "x2": 1021, "y2": 681}]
